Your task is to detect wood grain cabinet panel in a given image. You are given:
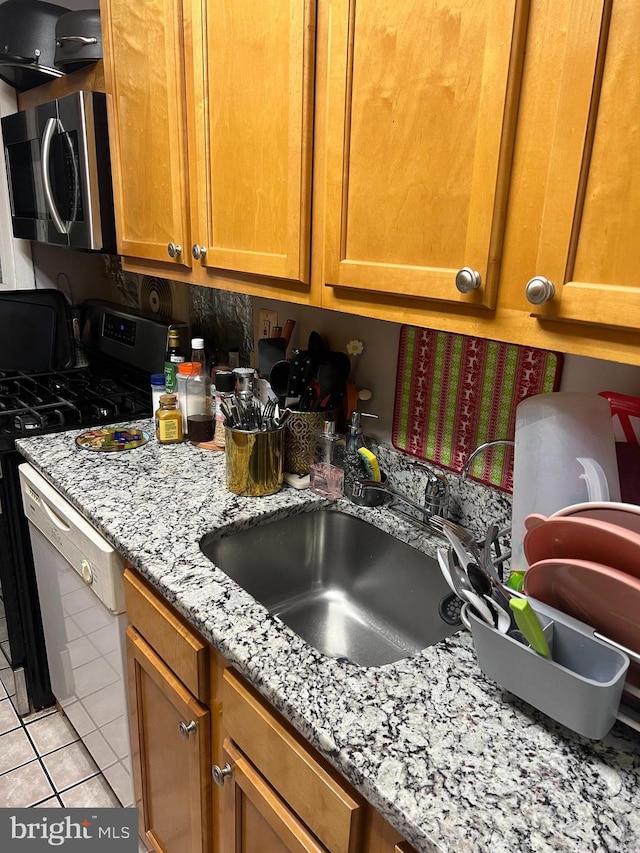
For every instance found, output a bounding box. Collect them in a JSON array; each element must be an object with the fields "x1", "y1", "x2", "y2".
[
  {"x1": 127, "y1": 626, "x2": 211, "y2": 853},
  {"x1": 190, "y1": 0, "x2": 316, "y2": 283},
  {"x1": 100, "y1": 0, "x2": 192, "y2": 268},
  {"x1": 320, "y1": 0, "x2": 530, "y2": 309},
  {"x1": 524, "y1": 0, "x2": 640, "y2": 331},
  {"x1": 222, "y1": 669, "x2": 363, "y2": 853},
  {"x1": 101, "y1": 0, "x2": 315, "y2": 285},
  {"x1": 220, "y1": 738, "x2": 329, "y2": 853}
]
